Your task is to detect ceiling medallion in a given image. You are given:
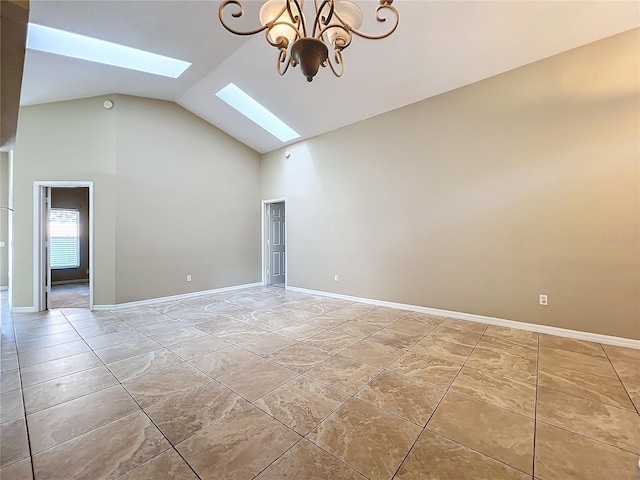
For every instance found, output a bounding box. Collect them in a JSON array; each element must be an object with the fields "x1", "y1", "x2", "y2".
[{"x1": 219, "y1": 0, "x2": 399, "y2": 82}]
